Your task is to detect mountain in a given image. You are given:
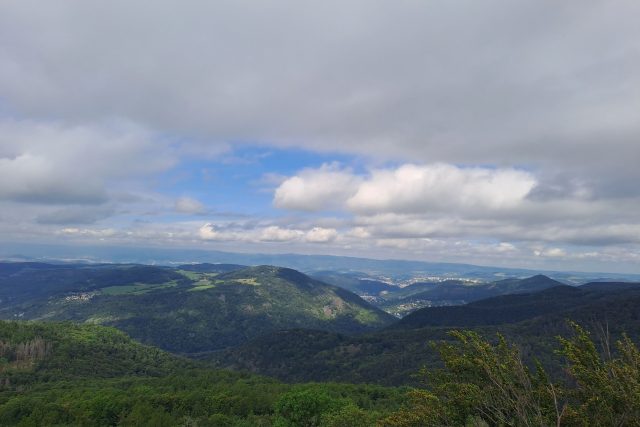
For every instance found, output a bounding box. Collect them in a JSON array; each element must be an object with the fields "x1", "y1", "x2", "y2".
[
  {"x1": 393, "y1": 284, "x2": 581, "y2": 329},
  {"x1": 0, "y1": 262, "x2": 190, "y2": 306},
  {"x1": 377, "y1": 275, "x2": 565, "y2": 316},
  {"x1": 0, "y1": 264, "x2": 394, "y2": 353},
  {"x1": 396, "y1": 274, "x2": 563, "y2": 303},
  {"x1": 579, "y1": 281, "x2": 640, "y2": 292},
  {"x1": 212, "y1": 281, "x2": 640, "y2": 385},
  {"x1": 394, "y1": 278, "x2": 640, "y2": 331},
  {"x1": 7, "y1": 242, "x2": 640, "y2": 284}
]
